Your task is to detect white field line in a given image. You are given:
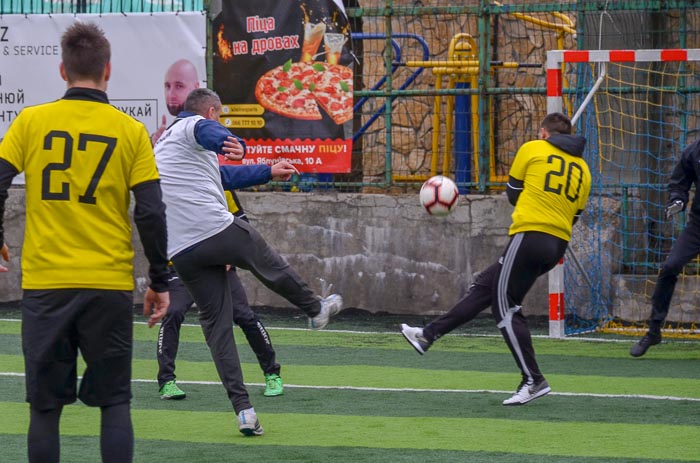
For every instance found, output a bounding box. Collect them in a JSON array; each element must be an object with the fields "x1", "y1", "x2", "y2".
[{"x1": 0, "y1": 372, "x2": 698, "y2": 402}]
